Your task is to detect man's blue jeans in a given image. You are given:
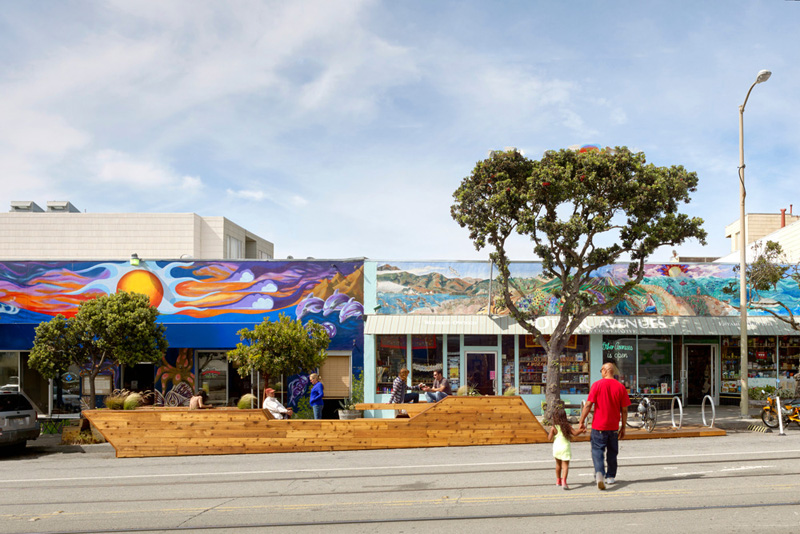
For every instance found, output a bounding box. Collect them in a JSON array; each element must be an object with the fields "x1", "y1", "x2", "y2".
[
  {"x1": 425, "y1": 391, "x2": 448, "y2": 403},
  {"x1": 312, "y1": 404, "x2": 323, "y2": 419},
  {"x1": 590, "y1": 429, "x2": 619, "y2": 478}
]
